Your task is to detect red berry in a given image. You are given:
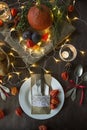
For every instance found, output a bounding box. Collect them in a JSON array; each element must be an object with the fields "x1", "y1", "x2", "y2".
[
  {"x1": 39, "y1": 125, "x2": 47, "y2": 130},
  {"x1": 0, "y1": 109, "x2": 5, "y2": 119},
  {"x1": 50, "y1": 104, "x2": 57, "y2": 110},
  {"x1": 26, "y1": 39, "x2": 35, "y2": 48},
  {"x1": 42, "y1": 33, "x2": 49, "y2": 41},
  {"x1": 61, "y1": 71, "x2": 69, "y2": 81},
  {"x1": 51, "y1": 97, "x2": 59, "y2": 105},
  {"x1": 68, "y1": 5, "x2": 74, "y2": 12},
  {"x1": 0, "y1": 19, "x2": 3, "y2": 27},
  {"x1": 11, "y1": 8, "x2": 18, "y2": 17},
  {"x1": 50, "y1": 89, "x2": 59, "y2": 98},
  {"x1": 15, "y1": 107, "x2": 23, "y2": 117}
]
